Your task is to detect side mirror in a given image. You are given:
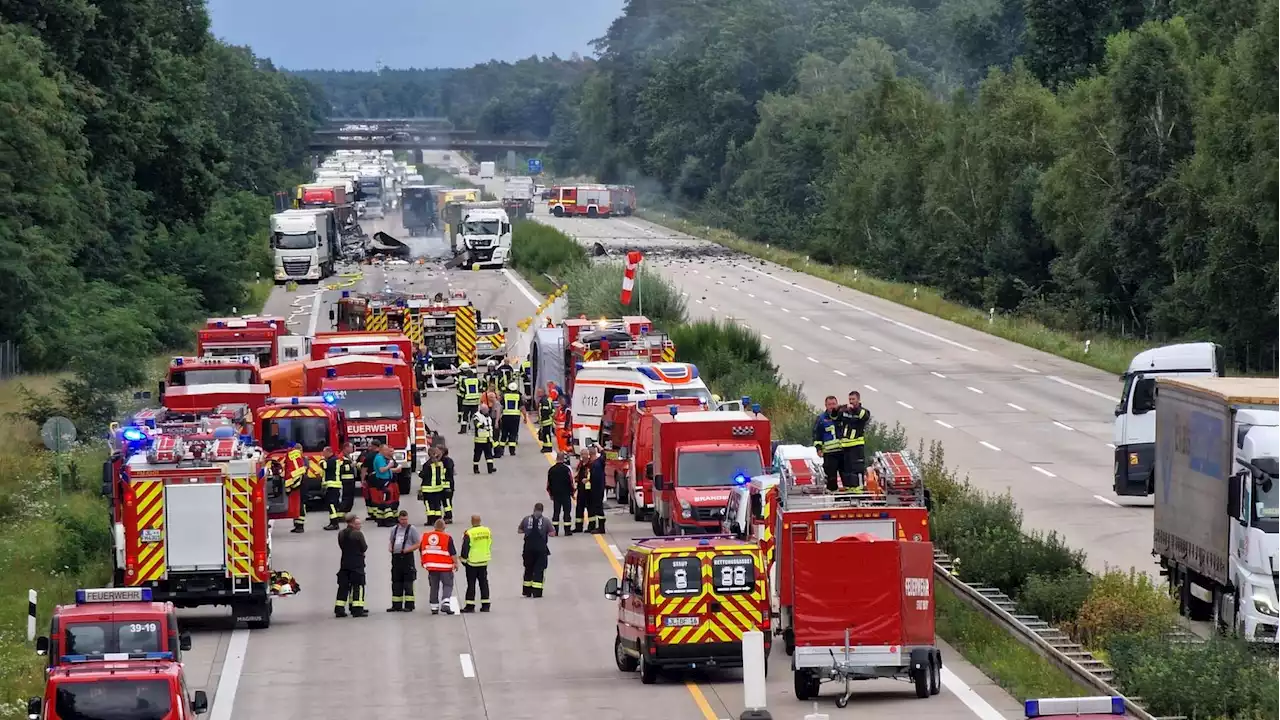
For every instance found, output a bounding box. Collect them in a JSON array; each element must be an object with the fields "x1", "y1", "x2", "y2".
[
  {"x1": 603, "y1": 577, "x2": 619, "y2": 601},
  {"x1": 654, "y1": 474, "x2": 665, "y2": 491},
  {"x1": 1114, "y1": 403, "x2": 1125, "y2": 417},
  {"x1": 179, "y1": 631, "x2": 192, "y2": 651},
  {"x1": 328, "y1": 310, "x2": 336, "y2": 322},
  {"x1": 35, "y1": 636, "x2": 50, "y2": 656},
  {"x1": 157, "y1": 381, "x2": 166, "y2": 397},
  {"x1": 191, "y1": 690, "x2": 209, "y2": 714},
  {"x1": 645, "y1": 463, "x2": 654, "y2": 481},
  {"x1": 729, "y1": 521, "x2": 742, "y2": 536},
  {"x1": 27, "y1": 698, "x2": 40, "y2": 719},
  {"x1": 1227, "y1": 470, "x2": 1244, "y2": 519}
]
